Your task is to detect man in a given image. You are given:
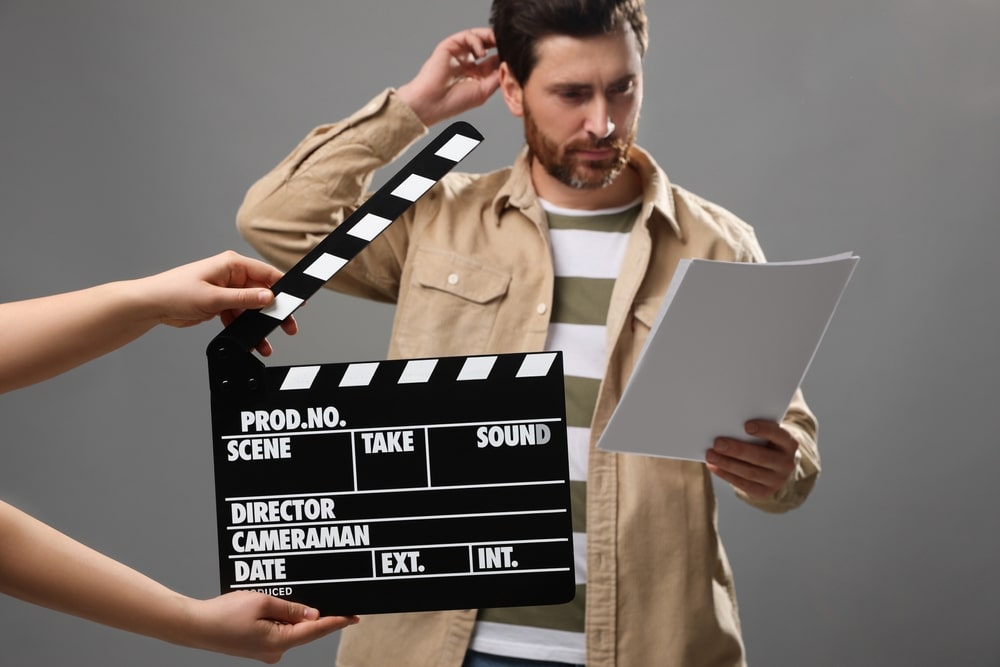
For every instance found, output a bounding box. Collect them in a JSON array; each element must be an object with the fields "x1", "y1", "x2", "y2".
[{"x1": 236, "y1": 2, "x2": 819, "y2": 665}]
